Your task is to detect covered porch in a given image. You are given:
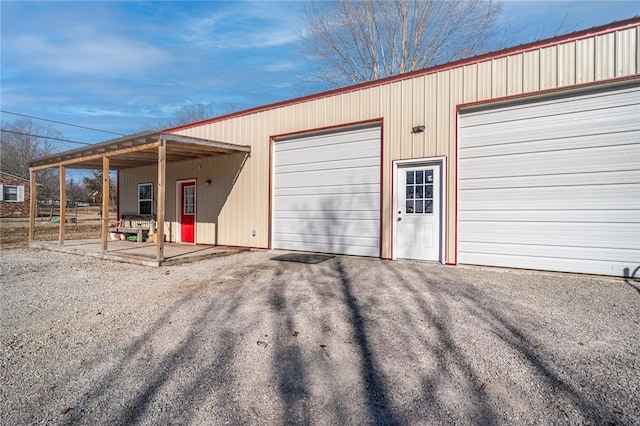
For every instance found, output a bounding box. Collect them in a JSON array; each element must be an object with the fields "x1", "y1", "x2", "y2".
[{"x1": 28, "y1": 130, "x2": 251, "y2": 265}]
